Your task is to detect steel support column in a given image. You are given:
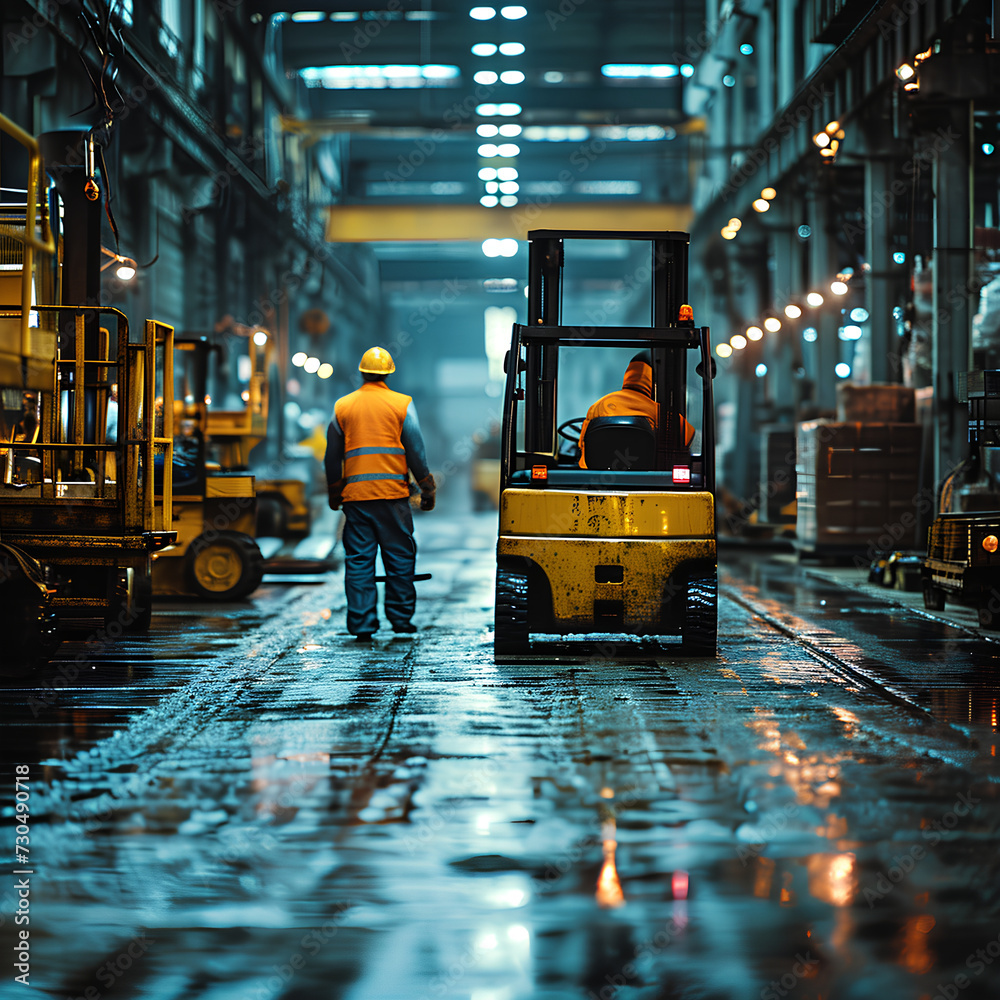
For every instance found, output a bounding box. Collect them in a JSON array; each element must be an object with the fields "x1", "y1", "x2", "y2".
[{"x1": 931, "y1": 102, "x2": 974, "y2": 488}]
